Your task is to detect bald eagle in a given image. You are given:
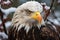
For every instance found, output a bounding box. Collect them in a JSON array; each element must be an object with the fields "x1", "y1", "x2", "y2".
[
  {"x1": 8, "y1": 1, "x2": 59, "y2": 40},
  {"x1": 12, "y1": 1, "x2": 45, "y2": 33}
]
